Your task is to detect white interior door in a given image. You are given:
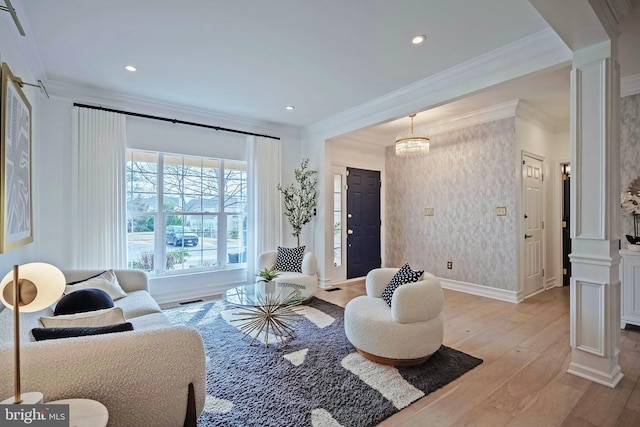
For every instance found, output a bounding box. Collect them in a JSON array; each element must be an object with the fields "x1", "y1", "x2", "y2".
[{"x1": 523, "y1": 154, "x2": 544, "y2": 296}]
